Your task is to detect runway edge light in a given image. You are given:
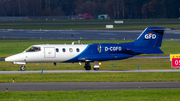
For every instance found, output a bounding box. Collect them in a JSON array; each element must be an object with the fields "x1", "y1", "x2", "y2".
[
  {"x1": 6, "y1": 88, "x2": 8, "y2": 92},
  {"x1": 41, "y1": 68, "x2": 43, "y2": 74},
  {"x1": 12, "y1": 78, "x2": 15, "y2": 83},
  {"x1": 111, "y1": 63, "x2": 113, "y2": 67},
  {"x1": 137, "y1": 65, "x2": 139, "y2": 70}
]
